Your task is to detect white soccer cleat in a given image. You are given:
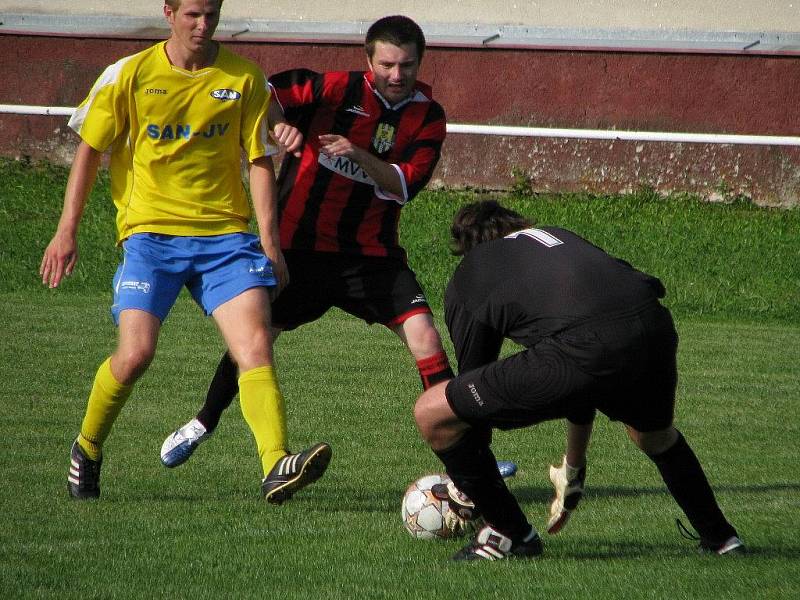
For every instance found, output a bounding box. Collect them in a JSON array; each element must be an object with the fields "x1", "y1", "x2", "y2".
[
  {"x1": 160, "y1": 418, "x2": 210, "y2": 468},
  {"x1": 452, "y1": 525, "x2": 543, "y2": 561},
  {"x1": 547, "y1": 455, "x2": 586, "y2": 534}
]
